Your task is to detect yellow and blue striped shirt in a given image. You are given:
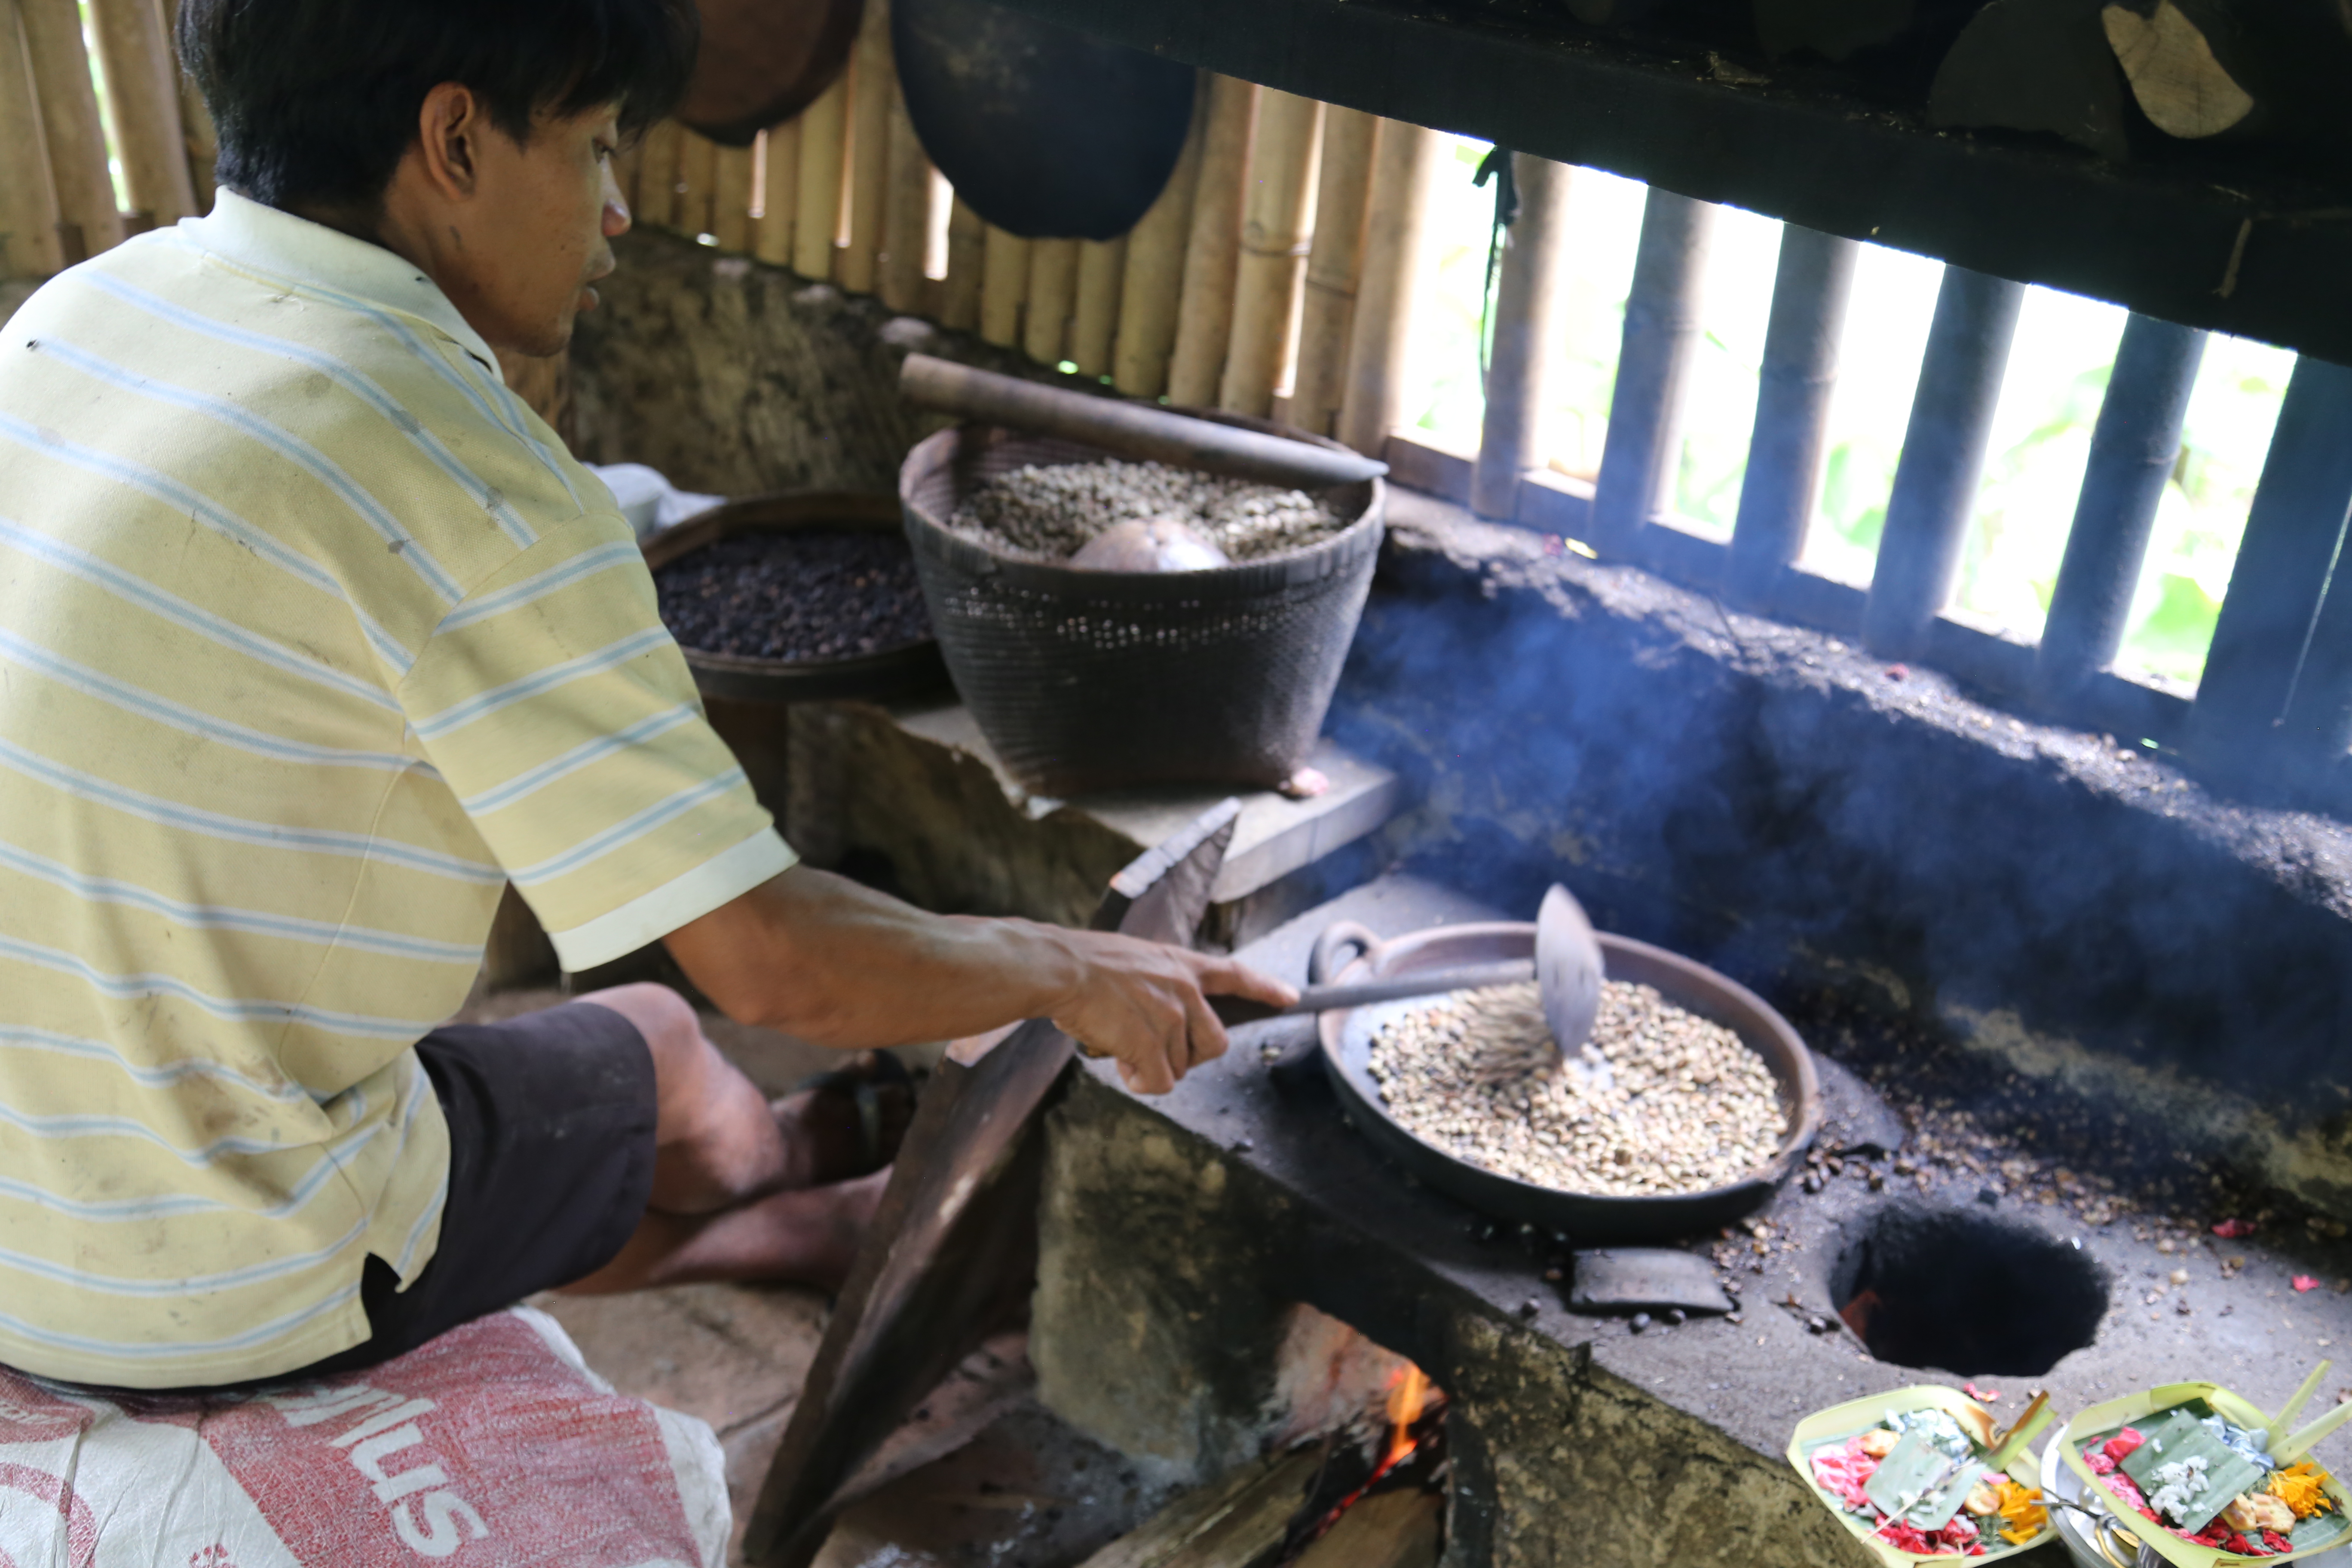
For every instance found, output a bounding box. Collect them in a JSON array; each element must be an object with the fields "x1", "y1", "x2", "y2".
[{"x1": 0, "y1": 190, "x2": 793, "y2": 1387}]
